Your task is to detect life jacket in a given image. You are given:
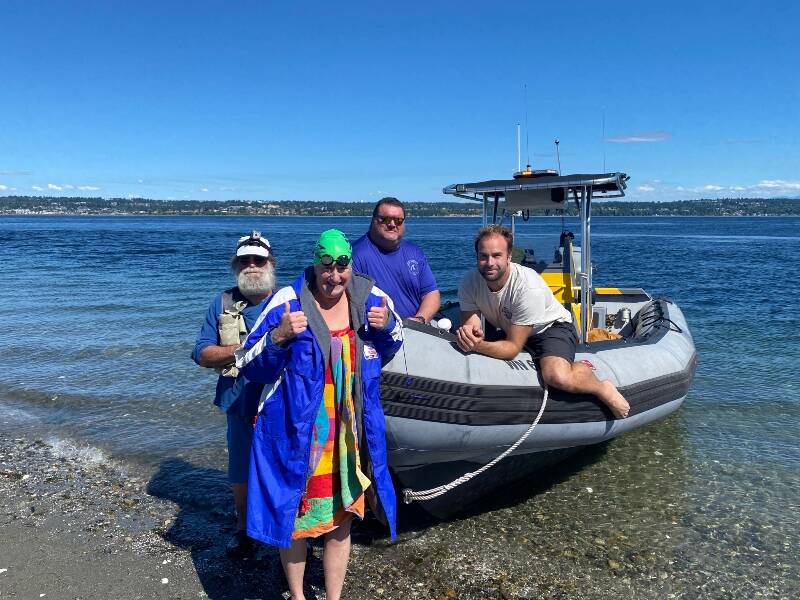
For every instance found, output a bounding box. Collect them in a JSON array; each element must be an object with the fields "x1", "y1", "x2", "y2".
[{"x1": 216, "y1": 289, "x2": 249, "y2": 378}]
